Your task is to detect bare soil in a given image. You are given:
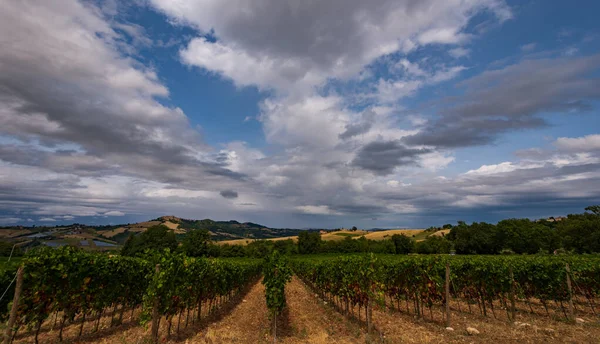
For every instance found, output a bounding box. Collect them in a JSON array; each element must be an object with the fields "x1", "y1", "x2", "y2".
[{"x1": 11, "y1": 276, "x2": 600, "y2": 344}]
